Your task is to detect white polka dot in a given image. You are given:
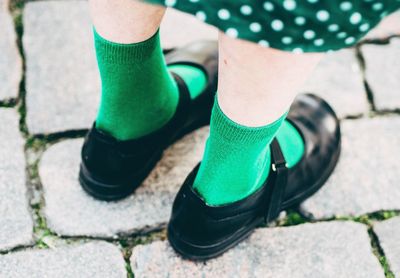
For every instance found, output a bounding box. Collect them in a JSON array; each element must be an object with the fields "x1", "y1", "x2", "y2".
[
  {"x1": 226, "y1": 28, "x2": 238, "y2": 38},
  {"x1": 195, "y1": 11, "x2": 206, "y2": 21},
  {"x1": 350, "y1": 12, "x2": 362, "y2": 24},
  {"x1": 359, "y1": 23, "x2": 370, "y2": 32},
  {"x1": 345, "y1": 37, "x2": 356, "y2": 44},
  {"x1": 373, "y1": 3, "x2": 384, "y2": 11},
  {"x1": 250, "y1": 22, "x2": 262, "y2": 33},
  {"x1": 240, "y1": 5, "x2": 253, "y2": 15},
  {"x1": 337, "y1": 32, "x2": 347, "y2": 39},
  {"x1": 340, "y1": 2, "x2": 353, "y2": 11},
  {"x1": 295, "y1": 17, "x2": 306, "y2": 26},
  {"x1": 380, "y1": 11, "x2": 389, "y2": 19},
  {"x1": 271, "y1": 19, "x2": 284, "y2": 31},
  {"x1": 258, "y1": 40, "x2": 270, "y2": 47},
  {"x1": 263, "y1": 2, "x2": 274, "y2": 11},
  {"x1": 304, "y1": 30, "x2": 316, "y2": 40},
  {"x1": 316, "y1": 10, "x2": 330, "y2": 22},
  {"x1": 328, "y1": 24, "x2": 339, "y2": 32},
  {"x1": 189, "y1": 0, "x2": 199, "y2": 2},
  {"x1": 164, "y1": 0, "x2": 176, "y2": 6},
  {"x1": 283, "y1": 0, "x2": 297, "y2": 11},
  {"x1": 282, "y1": 36, "x2": 293, "y2": 44},
  {"x1": 218, "y1": 9, "x2": 230, "y2": 20},
  {"x1": 314, "y1": 38, "x2": 324, "y2": 46},
  {"x1": 307, "y1": 0, "x2": 318, "y2": 3},
  {"x1": 292, "y1": 48, "x2": 304, "y2": 54}
]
